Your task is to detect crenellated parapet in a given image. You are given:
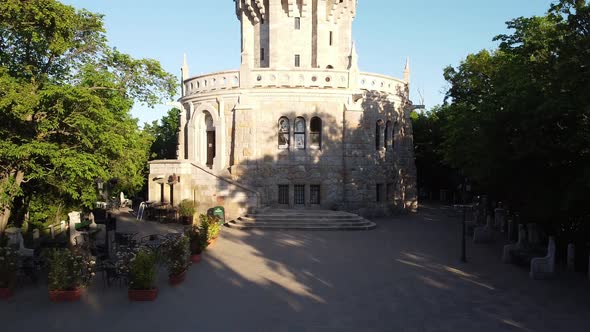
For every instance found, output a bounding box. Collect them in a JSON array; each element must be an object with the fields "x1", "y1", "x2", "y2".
[{"x1": 235, "y1": 0, "x2": 266, "y2": 23}]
